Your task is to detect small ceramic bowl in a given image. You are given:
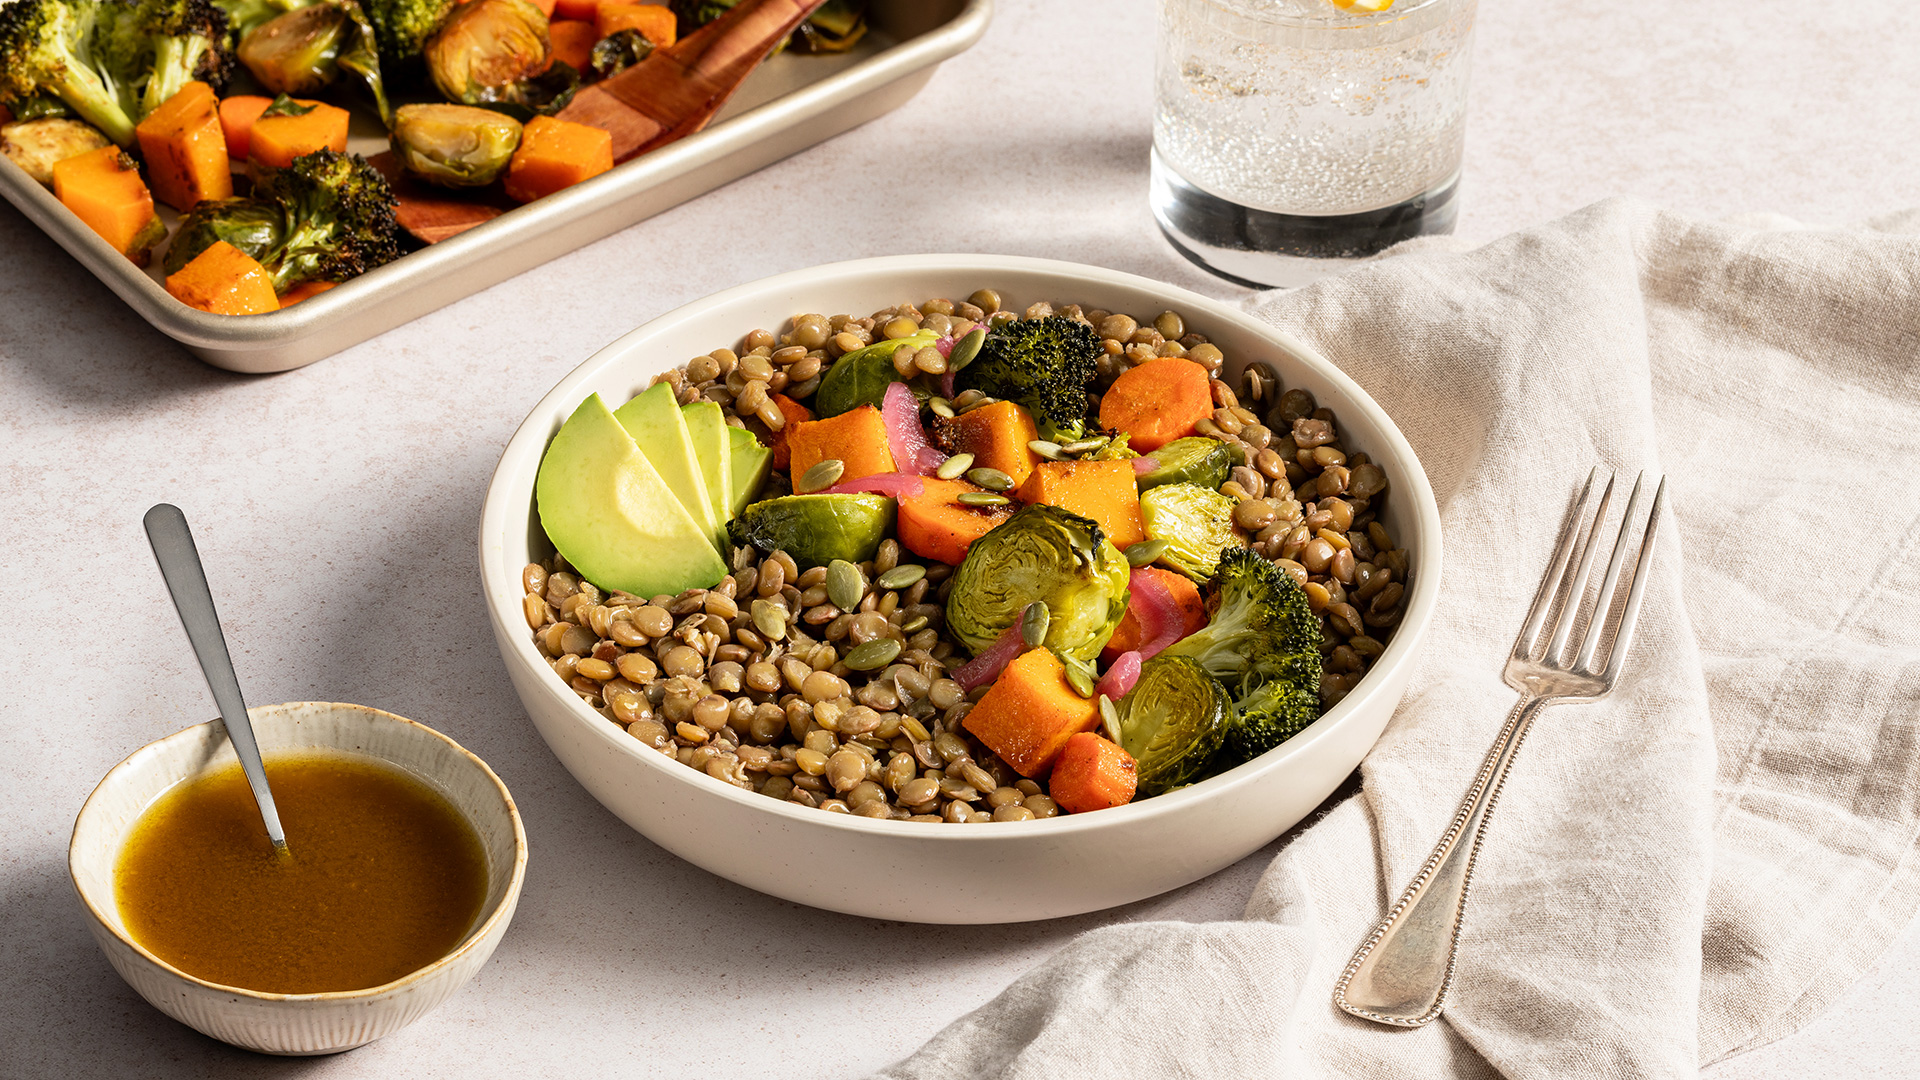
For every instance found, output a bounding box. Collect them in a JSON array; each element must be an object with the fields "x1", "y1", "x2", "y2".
[
  {"x1": 69, "y1": 701, "x2": 527, "y2": 1056},
  {"x1": 479, "y1": 255, "x2": 1443, "y2": 924}
]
